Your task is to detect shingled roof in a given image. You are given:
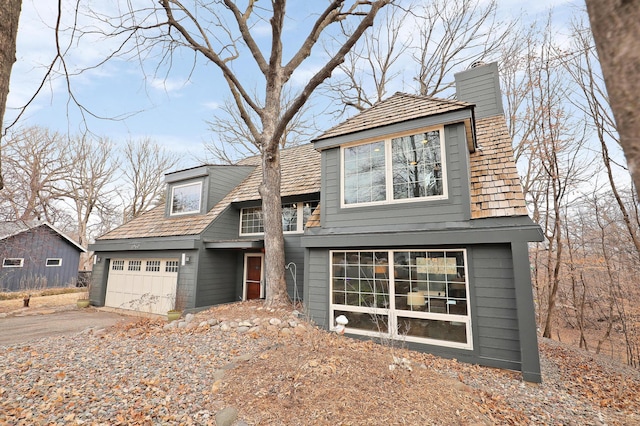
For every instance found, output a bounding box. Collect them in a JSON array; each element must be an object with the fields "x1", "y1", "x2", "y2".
[
  {"x1": 98, "y1": 143, "x2": 321, "y2": 240},
  {"x1": 315, "y1": 92, "x2": 473, "y2": 141}
]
